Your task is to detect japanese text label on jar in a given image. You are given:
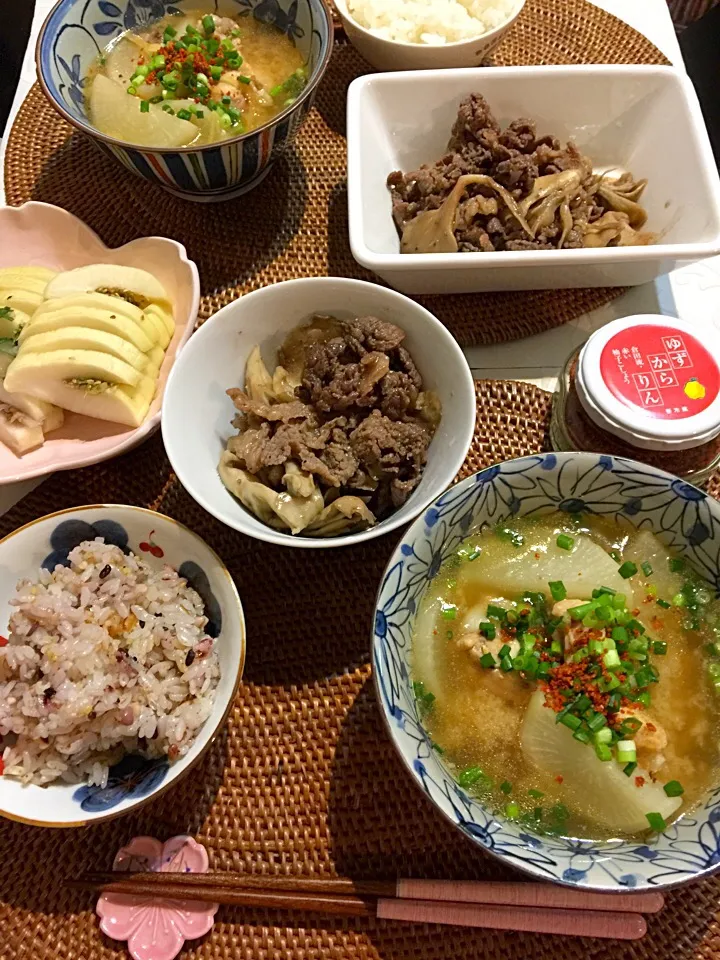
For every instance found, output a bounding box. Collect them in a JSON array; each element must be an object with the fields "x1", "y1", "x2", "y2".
[{"x1": 576, "y1": 314, "x2": 720, "y2": 452}]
